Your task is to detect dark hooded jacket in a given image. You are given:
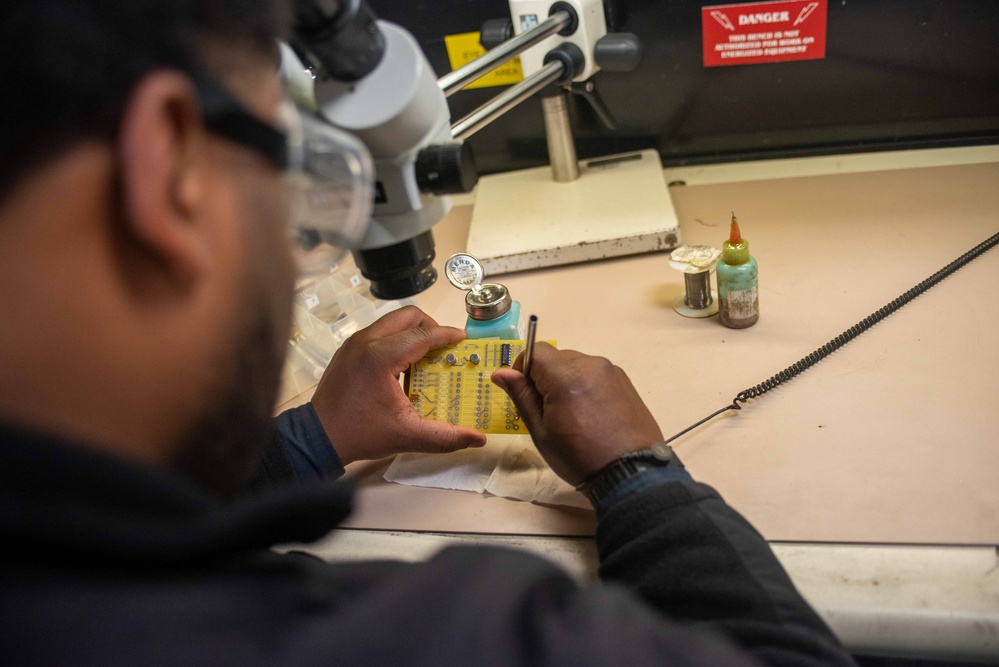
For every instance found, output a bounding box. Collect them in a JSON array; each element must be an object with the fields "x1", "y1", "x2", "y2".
[{"x1": 0, "y1": 423, "x2": 854, "y2": 666}]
